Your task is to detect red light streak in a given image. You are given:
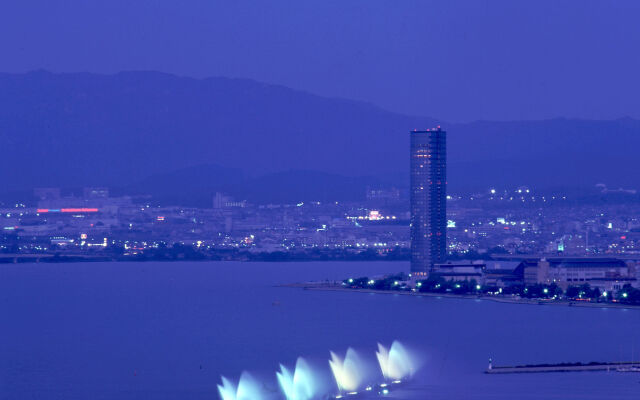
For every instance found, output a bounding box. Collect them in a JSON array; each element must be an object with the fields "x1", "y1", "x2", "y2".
[{"x1": 37, "y1": 208, "x2": 98, "y2": 213}]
